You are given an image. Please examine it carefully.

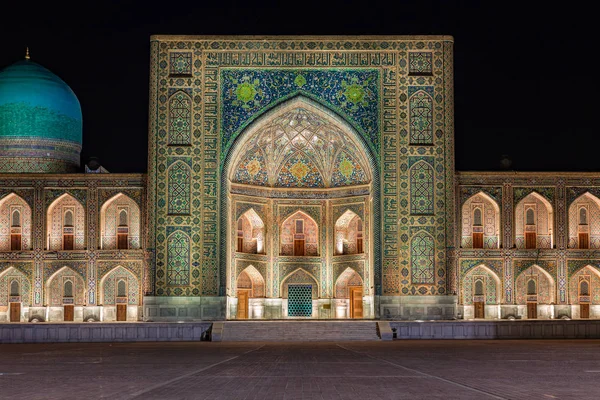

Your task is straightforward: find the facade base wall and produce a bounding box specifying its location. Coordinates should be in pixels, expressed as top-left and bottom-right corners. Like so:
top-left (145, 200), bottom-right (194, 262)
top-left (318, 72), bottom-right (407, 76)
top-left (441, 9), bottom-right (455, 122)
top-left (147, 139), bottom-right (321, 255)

top-left (380, 295), bottom-right (457, 320)
top-left (143, 296), bottom-right (226, 321)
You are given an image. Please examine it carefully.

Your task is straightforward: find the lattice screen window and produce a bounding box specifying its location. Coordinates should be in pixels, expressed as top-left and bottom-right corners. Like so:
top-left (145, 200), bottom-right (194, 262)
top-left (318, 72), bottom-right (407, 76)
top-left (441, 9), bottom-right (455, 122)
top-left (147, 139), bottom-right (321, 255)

top-left (167, 231), bottom-right (190, 285)
top-left (10, 280), bottom-right (19, 296)
top-left (64, 280), bottom-right (73, 297)
top-left (168, 162), bottom-right (191, 215)
top-left (527, 278), bottom-right (537, 295)
top-left (168, 91), bottom-right (192, 145)
top-left (409, 91), bottom-right (433, 145)
top-left (580, 207), bottom-right (588, 225)
top-left (410, 232), bottom-right (435, 284)
top-left (410, 161), bottom-right (434, 215)
top-left (11, 209), bottom-right (20, 227)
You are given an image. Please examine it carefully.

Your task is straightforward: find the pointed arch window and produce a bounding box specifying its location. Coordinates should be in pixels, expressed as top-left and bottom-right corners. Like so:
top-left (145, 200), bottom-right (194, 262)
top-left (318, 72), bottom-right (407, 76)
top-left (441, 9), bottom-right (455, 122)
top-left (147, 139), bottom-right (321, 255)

top-left (64, 280), bottom-right (73, 298)
top-left (409, 91), bottom-right (433, 145)
top-left (168, 162), bottom-right (191, 215)
top-left (10, 208), bottom-right (22, 251)
top-left (580, 208), bottom-right (588, 225)
top-left (474, 279), bottom-right (484, 296)
top-left (527, 279), bottom-right (537, 295)
top-left (117, 280), bottom-right (127, 298)
top-left (410, 161), bottom-right (434, 215)
top-left (168, 91), bottom-right (192, 146)
top-left (473, 208), bottom-right (482, 226)
top-left (580, 280), bottom-right (590, 296)
top-left (410, 232), bottom-right (435, 284)
top-left (526, 208), bottom-right (535, 226)
top-left (62, 209), bottom-right (74, 250)
top-left (167, 231), bottom-right (190, 285)
top-left (64, 210), bottom-right (73, 226)
top-left (11, 209), bottom-right (20, 227)
top-left (10, 280), bottom-right (20, 296)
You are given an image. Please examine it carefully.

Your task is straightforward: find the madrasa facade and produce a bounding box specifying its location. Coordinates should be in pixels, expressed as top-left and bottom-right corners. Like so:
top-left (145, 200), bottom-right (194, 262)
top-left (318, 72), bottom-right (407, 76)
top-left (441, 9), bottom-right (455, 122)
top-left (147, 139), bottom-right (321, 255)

top-left (1, 36), bottom-right (599, 323)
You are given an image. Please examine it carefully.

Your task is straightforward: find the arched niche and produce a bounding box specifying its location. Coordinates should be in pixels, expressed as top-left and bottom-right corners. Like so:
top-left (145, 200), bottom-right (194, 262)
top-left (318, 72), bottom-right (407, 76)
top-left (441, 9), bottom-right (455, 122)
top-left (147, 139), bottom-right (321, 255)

top-left (334, 210), bottom-right (364, 255)
top-left (0, 193), bottom-right (32, 251)
top-left (280, 268), bottom-right (319, 299)
top-left (236, 208), bottom-right (265, 254)
top-left (100, 193), bottom-right (141, 250)
top-left (515, 192), bottom-right (553, 249)
top-left (461, 192), bottom-right (500, 249)
top-left (236, 265), bottom-right (265, 298)
top-left (334, 267), bottom-right (363, 298)
top-left (45, 266), bottom-right (85, 306)
top-left (0, 267), bottom-right (31, 306)
top-left (568, 192), bottom-right (600, 249)
top-left (515, 265), bottom-right (555, 304)
top-left (47, 193), bottom-right (85, 251)
top-left (569, 265), bottom-right (600, 304)
top-left (98, 266), bottom-right (140, 305)
top-left (280, 210), bottom-right (319, 256)
top-left (461, 264), bottom-right (501, 305)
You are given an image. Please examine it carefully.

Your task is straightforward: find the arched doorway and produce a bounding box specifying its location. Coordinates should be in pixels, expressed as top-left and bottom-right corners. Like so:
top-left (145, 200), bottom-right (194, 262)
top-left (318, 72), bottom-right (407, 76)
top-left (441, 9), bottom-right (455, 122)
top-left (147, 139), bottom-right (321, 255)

top-left (461, 264), bottom-right (501, 319)
top-left (335, 267), bottom-right (364, 318)
top-left (224, 96), bottom-right (376, 319)
top-left (515, 265), bottom-right (555, 319)
top-left (235, 265), bottom-right (265, 319)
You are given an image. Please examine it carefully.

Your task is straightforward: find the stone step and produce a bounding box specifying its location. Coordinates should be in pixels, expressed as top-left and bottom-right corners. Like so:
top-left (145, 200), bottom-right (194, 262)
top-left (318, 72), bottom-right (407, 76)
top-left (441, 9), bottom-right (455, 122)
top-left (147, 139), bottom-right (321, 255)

top-left (220, 321), bottom-right (380, 341)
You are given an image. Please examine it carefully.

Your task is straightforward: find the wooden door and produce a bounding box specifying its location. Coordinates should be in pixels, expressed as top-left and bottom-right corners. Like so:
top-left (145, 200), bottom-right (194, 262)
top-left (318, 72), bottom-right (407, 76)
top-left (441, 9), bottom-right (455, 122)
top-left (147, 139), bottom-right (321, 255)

top-left (11, 234), bottom-right (21, 251)
top-left (472, 233), bottom-right (484, 249)
top-left (581, 303), bottom-right (590, 319)
top-left (350, 287), bottom-right (363, 318)
top-left (64, 305), bottom-right (74, 321)
top-left (63, 234), bottom-right (74, 250)
top-left (294, 239), bottom-right (305, 256)
top-left (237, 290), bottom-right (249, 319)
top-left (117, 304), bottom-right (127, 321)
top-left (525, 232), bottom-right (537, 249)
top-left (357, 238), bottom-right (363, 254)
top-left (579, 233), bottom-right (590, 249)
top-left (9, 303), bottom-right (20, 322)
top-left (117, 234), bottom-right (128, 249)
top-left (474, 301), bottom-right (485, 318)
top-left (527, 303), bottom-right (537, 319)
top-left (237, 237), bottom-right (243, 252)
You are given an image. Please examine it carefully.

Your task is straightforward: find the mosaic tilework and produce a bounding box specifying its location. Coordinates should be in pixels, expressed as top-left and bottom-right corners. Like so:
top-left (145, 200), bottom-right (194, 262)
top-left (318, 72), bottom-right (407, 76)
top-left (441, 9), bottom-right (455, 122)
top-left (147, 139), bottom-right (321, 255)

top-left (460, 193), bottom-right (501, 249)
top-left (280, 211), bottom-right (319, 256)
top-left (233, 148), bottom-right (268, 186)
top-left (282, 269), bottom-right (318, 299)
top-left (461, 265), bottom-right (501, 305)
top-left (276, 152), bottom-right (324, 188)
top-left (167, 230), bottom-right (190, 286)
top-left (411, 232), bottom-right (435, 284)
top-left (568, 265), bottom-right (600, 304)
top-left (335, 268), bottom-right (363, 298)
top-left (331, 152), bottom-right (368, 187)
top-left (409, 90), bottom-right (433, 145)
top-left (568, 192), bottom-right (600, 248)
top-left (168, 91), bottom-right (192, 145)
top-left (409, 52), bottom-right (433, 75)
top-left (221, 69), bottom-right (380, 160)
top-left (410, 160), bottom-right (434, 215)
top-left (514, 192), bottom-right (553, 249)
top-left (169, 52), bottom-right (192, 76)
top-left (167, 161), bottom-right (191, 215)
top-left (514, 266), bottom-right (554, 305)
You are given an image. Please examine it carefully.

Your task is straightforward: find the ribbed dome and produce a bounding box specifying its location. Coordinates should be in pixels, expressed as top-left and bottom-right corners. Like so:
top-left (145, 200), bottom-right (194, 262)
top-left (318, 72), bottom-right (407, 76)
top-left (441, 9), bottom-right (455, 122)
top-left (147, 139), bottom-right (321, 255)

top-left (0, 57), bottom-right (82, 173)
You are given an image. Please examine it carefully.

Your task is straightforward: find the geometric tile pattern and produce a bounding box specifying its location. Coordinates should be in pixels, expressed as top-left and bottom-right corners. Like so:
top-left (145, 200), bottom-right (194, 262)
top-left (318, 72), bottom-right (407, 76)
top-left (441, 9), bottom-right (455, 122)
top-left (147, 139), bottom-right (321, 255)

top-left (168, 91), bottom-right (192, 145)
top-left (409, 51), bottom-right (433, 76)
top-left (410, 232), bottom-right (435, 284)
top-left (409, 90), bottom-right (433, 145)
top-left (410, 160), bottom-right (434, 215)
top-left (167, 161), bottom-right (191, 215)
top-left (287, 284), bottom-right (313, 317)
top-left (167, 230), bottom-right (190, 286)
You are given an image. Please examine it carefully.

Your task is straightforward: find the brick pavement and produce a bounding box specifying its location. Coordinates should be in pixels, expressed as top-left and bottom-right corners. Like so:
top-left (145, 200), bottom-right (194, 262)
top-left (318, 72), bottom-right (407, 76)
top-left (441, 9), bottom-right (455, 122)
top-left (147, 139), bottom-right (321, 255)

top-left (0, 340), bottom-right (598, 399)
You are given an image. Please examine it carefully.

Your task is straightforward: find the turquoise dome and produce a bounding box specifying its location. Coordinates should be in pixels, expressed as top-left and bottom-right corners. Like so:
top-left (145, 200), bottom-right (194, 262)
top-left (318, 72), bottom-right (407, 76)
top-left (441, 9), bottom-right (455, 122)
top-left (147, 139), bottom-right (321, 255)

top-left (0, 58), bottom-right (82, 173)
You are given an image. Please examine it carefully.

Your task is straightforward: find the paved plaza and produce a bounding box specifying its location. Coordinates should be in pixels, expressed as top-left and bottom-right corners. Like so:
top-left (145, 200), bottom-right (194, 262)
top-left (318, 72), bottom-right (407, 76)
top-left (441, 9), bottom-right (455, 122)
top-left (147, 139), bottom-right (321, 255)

top-left (0, 340), bottom-right (598, 399)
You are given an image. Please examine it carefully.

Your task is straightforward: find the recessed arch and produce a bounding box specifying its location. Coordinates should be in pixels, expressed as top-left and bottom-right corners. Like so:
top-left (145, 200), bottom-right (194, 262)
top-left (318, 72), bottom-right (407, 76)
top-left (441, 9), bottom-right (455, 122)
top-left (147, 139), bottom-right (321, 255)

top-left (46, 193), bottom-right (85, 251)
top-left (280, 267), bottom-right (319, 299)
top-left (98, 265), bottom-right (140, 305)
top-left (515, 191), bottom-right (553, 249)
top-left (0, 193), bottom-right (32, 251)
top-left (461, 191), bottom-right (501, 249)
top-left (334, 267), bottom-right (364, 299)
top-left (334, 209), bottom-right (364, 255)
top-left (280, 210), bottom-right (319, 256)
top-left (100, 192), bottom-right (141, 250)
top-left (45, 266), bottom-right (85, 306)
top-left (0, 267), bottom-right (31, 306)
top-left (461, 264), bottom-right (502, 305)
top-left (236, 208), bottom-right (265, 254)
top-left (569, 192), bottom-right (600, 249)
top-left (236, 265), bottom-right (265, 298)
top-left (515, 265), bottom-right (555, 304)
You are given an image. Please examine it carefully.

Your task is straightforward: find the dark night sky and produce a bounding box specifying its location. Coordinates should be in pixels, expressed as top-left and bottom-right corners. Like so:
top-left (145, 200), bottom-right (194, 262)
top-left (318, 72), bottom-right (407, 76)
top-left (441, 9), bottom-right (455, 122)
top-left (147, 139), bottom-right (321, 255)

top-left (1, 1), bottom-right (594, 173)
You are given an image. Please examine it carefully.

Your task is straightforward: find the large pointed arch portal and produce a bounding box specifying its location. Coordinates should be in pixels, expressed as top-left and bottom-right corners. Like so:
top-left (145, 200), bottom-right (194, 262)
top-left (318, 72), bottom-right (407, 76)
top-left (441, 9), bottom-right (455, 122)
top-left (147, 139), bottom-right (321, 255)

top-left (221, 96), bottom-right (380, 318)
